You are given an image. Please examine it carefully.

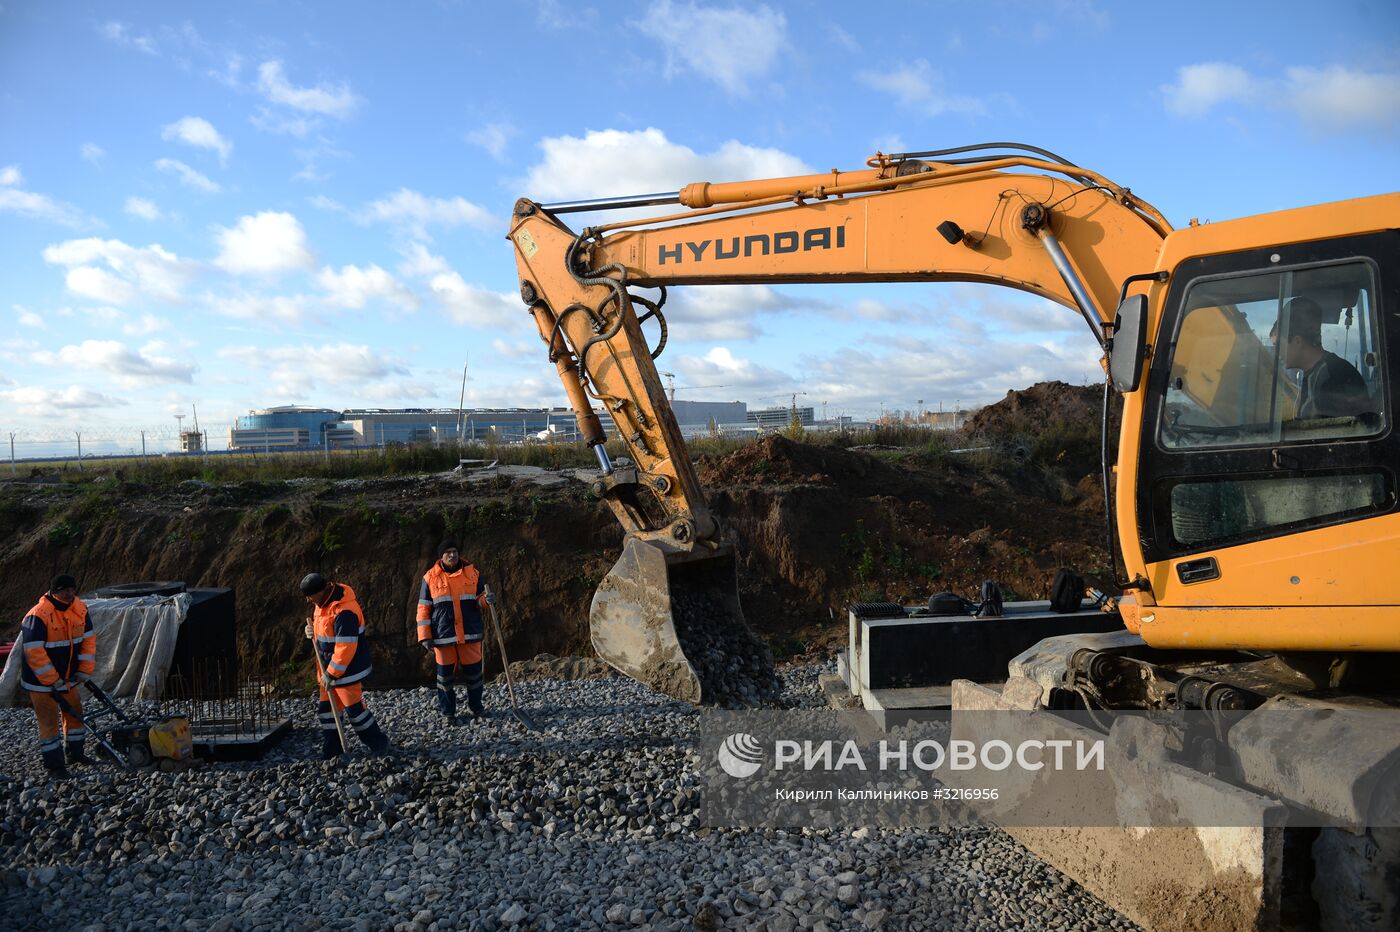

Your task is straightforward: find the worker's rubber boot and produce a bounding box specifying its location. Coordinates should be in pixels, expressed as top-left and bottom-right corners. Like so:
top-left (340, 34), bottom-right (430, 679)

top-left (42, 745), bottom-right (70, 780)
top-left (65, 741), bottom-right (95, 767)
top-left (345, 702), bottom-right (391, 755)
top-left (317, 699), bottom-right (344, 759)
top-left (467, 686), bottom-right (486, 721)
top-left (464, 660), bottom-right (486, 720)
top-left (321, 732), bottom-right (345, 760)
top-left (435, 664), bottom-right (456, 722)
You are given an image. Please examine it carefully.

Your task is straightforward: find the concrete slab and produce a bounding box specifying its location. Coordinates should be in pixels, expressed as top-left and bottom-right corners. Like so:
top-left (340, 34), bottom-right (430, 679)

top-left (952, 679), bottom-right (1285, 932)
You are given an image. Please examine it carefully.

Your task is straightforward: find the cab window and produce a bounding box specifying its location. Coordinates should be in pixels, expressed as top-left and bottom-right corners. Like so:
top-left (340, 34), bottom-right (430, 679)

top-left (1158, 260), bottom-right (1384, 450)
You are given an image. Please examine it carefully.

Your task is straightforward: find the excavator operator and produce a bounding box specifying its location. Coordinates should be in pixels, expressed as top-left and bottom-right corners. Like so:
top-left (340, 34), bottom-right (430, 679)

top-left (1271, 296), bottom-right (1369, 418)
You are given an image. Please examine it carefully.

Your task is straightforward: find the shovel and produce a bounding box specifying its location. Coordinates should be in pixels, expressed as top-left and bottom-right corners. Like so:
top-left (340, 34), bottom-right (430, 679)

top-left (309, 618), bottom-right (348, 752)
top-left (481, 585), bottom-right (538, 732)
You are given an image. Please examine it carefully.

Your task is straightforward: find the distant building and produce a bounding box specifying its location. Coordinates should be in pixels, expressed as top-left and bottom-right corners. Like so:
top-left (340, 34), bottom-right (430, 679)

top-left (748, 405), bottom-right (815, 431)
top-left (228, 405), bottom-right (619, 450)
top-left (670, 399), bottom-right (746, 428)
top-left (179, 430), bottom-right (204, 453)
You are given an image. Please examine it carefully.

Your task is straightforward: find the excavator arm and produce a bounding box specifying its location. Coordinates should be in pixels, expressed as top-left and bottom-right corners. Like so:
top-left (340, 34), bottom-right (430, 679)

top-left (508, 145), bottom-right (1170, 703)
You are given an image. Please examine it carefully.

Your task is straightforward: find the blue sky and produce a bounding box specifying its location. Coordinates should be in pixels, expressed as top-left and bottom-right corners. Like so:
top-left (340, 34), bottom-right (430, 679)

top-left (2, 0), bottom-right (1397, 451)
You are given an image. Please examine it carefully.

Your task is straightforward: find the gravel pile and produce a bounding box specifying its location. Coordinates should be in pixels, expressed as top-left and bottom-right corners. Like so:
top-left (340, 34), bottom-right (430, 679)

top-left (0, 664), bottom-right (1134, 931)
top-left (671, 592), bottom-right (782, 707)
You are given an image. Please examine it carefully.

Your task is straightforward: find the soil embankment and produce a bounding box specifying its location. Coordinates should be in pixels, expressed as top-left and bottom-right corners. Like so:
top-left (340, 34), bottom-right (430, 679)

top-left (0, 383), bottom-right (1113, 685)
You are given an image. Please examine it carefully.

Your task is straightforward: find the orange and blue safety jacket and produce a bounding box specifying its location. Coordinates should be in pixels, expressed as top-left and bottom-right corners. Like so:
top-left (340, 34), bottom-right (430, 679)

top-left (20, 594), bottom-right (95, 692)
top-left (416, 562), bottom-right (483, 647)
top-left (313, 583), bottom-right (373, 685)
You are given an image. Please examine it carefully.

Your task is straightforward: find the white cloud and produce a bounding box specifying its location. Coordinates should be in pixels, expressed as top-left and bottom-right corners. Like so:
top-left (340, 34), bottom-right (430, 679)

top-left (33, 340), bottom-right (194, 387)
top-left (123, 313), bottom-right (168, 336)
top-left (793, 335), bottom-right (1101, 413)
top-left (213, 211), bottom-right (314, 277)
top-left (827, 24), bottom-right (861, 53)
top-left (64, 267), bottom-right (137, 304)
top-left (467, 122), bottom-right (516, 160)
top-left (316, 263), bottom-right (420, 310)
top-left (208, 50), bottom-right (243, 88)
top-left (1161, 63), bottom-right (1258, 117)
top-left (124, 196), bottom-right (161, 220)
top-left (217, 343), bottom-right (409, 398)
top-left (397, 242), bottom-right (451, 279)
top-left (360, 189), bottom-right (495, 239)
top-left (308, 194), bottom-right (347, 214)
top-left (521, 128), bottom-right (812, 201)
top-left (0, 338), bottom-right (42, 365)
top-left (155, 158), bottom-right (221, 193)
top-left (0, 167), bottom-right (96, 228)
top-left (634, 1), bottom-right (788, 96)
top-left (665, 285), bottom-right (782, 341)
top-left (251, 107), bottom-right (316, 138)
top-left (427, 273), bottom-right (519, 328)
top-left (42, 237), bottom-right (195, 305)
top-left (490, 339), bottom-right (535, 358)
top-left (872, 135), bottom-right (907, 157)
top-left (80, 143), bottom-right (106, 165)
top-left (856, 59), bottom-right (986, 117)
top-left (536, 0), bottom-right (598, 29)
top-left (0, 385), bottom-right (127, 415)
top-left (1162, 61), bottom-right (1400, 130)
top-left (14, 305), bottom-right (45, 329)
top-left (661, 321), bottom-right (1102, 416)
top-left (161, 116), bottom-right (232, 163)
top-left (1284, 66), bottom-right (1400, 128)
top-left (669, 346), bottom-right (796, 397)
top-left (203, 291), bottom-right (313, 324)
top-left (97, 21), bottom-right (157, 55)
top-left (257, 60), bottom-right (358, 119)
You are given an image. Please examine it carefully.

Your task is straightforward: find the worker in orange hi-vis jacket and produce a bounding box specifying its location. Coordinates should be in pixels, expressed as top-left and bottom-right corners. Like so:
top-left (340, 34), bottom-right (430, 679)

top-left (300, 573), bottom-right (392, 758)
top-left (19, 574), bottom-right (96, 779)
top-left (416, 539), bottom-right (494, 724)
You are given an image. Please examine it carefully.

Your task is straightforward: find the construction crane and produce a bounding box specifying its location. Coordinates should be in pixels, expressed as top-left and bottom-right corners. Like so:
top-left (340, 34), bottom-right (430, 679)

top-left (762, 391), bottom-right (808, 409)
top-left (660, 371), bottom-right (729, 401)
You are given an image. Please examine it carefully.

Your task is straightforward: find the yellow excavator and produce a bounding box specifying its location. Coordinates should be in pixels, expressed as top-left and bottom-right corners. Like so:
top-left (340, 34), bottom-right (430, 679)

top-left (508, 143), bottom-right (1399, 930)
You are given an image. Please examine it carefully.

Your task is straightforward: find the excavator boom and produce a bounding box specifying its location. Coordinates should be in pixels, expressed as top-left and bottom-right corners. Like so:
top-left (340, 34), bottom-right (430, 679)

top-left (509, 147), bottom-right (1169, 703)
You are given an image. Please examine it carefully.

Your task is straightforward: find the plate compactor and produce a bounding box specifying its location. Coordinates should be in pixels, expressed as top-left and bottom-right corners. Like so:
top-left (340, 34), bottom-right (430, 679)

top-left (52, 680), bottom-right (196, 771)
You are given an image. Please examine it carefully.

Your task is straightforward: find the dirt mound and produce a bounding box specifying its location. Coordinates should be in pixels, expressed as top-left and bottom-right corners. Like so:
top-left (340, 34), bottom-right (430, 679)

top-left (966, 381), bottom-right (1120, 480)
top-left (697, 435), bottom-right (916, 490)
top-left (966, 381), bottom-right (1100, 435)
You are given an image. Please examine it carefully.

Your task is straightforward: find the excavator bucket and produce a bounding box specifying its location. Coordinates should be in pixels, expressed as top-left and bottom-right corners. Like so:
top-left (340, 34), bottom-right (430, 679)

top-left (590, 537), bottom-right (777, 706)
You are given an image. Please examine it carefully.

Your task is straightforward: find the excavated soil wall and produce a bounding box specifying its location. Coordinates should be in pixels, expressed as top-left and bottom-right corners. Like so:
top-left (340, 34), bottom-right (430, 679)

top-left (0, 384), bottom-right (1115, 687)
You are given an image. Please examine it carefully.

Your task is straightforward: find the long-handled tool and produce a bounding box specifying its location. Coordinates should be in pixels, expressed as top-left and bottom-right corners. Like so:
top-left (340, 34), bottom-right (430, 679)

top-left (482, 585), bottom-right (537, 731)
top-left (310, 618), bottom-right (348, 751)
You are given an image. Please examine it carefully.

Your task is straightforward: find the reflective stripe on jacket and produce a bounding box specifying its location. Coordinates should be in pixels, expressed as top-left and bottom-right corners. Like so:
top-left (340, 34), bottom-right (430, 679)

top-left (20, 595), bottom-right (94, 692)
top-left (415, 562), bottom-right (482, 646)
top-left (314, 583), bottom-right (372, 686)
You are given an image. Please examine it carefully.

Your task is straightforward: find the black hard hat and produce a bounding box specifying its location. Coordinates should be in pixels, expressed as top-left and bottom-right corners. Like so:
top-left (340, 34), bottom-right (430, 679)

top-left (49, 574), bottom-right (78, 592)
top-left (299, 573), bottom-right (329, 596)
